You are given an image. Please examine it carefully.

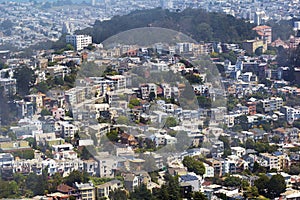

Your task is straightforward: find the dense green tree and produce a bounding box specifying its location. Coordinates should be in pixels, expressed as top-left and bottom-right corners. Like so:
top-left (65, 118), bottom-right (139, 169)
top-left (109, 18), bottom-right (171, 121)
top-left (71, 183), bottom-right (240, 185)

top-left (41, 108), bottom-right (51, 116)
top-left (267, 174), bottom-right (286, 198)
top-left (116, 115), bottom-right (130, 125)
top-left (25, 172), bottom-right (48, 196)
top-left (235, 115), bottom-right (249, 131)
top-left (36, 81), bottom-right (49, 94)
top-left (0, 86), bottom-right (13, 125)
top-left (0, 19), bottom-right (14, 30)
top-left (130, 184), bottom-right (153, 200)
top-left (64, 170), bottom-right (89, 186)
top-left (164, 116), bottom-right (177, 128)
top-left (164, 173), bottom-right (181, 200)
top-left (244, 186), bottom-right (259, 199)
top-left (195, 23), bottom-right (213, 41)
top-left (223, 176), bottom-right (241, 187)
top-left (289, 165), bottom-right (300, 175)
top-left (219, 135), bottom-right (231, 157)
top-left (252, 161), bottom-right (267, 174)
top-left (193, 191), bottom-right (208, 200)
top-left (48, 172), bottom-right (63, 193)
top-left (182, 156), bottom-right (205, 175)
top-left (259, 78), bottom-right (272, 88)
top-left (0, 180), bottom-right (19, 198)
top-left (14, 66), bottom-right (36, 97)
top-left (109, 189), bottom-right (127, 200)
top-left (80, 146), bottom-right (94, 160)
top-left (128, 98), bottom-right (141, 109)
top-left (267, 19), bottom-right (294, 41)
top-left (12, 149), bottom-right (34, 159)
top-left (197, 96), bottom-right (212, 109)
top-left (184, 73), bottom-right (203, 84)
top-left (153, 184), bottom-right (170, 200)
top-left (106, 130), bottom-right (119, 143)
top-left (254, 174), bottom-right (269, 196)
top-left (76, 8), bottom-right (256, 44)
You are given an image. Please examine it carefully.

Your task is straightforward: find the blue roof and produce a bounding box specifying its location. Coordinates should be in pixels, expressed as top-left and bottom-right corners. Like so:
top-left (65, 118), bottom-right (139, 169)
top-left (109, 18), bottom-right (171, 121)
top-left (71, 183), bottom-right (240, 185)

top-left (180, 174), bottom-right (198, 182)
top-left (273, 151), bottom-right (283, 156)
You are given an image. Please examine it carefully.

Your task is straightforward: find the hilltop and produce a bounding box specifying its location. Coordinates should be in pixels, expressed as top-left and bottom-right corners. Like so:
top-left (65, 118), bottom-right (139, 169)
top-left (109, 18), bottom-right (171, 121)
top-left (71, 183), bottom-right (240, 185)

top-left (76, 8), bottom-right (257, 44)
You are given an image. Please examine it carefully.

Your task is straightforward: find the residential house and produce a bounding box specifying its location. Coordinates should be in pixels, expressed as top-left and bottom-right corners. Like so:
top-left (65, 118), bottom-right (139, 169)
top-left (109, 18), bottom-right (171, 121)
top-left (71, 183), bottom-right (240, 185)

top-left (206, 158), bottom-right (223, 177)
top-left (231, 147), bottom-right (246, 158)
top-left (123, 173), bottom-right (139, 192)
top-left (52, 107), bottom-right (66, 120)
top-left (96, 180), bottom-right (123, 200)
top-left (123, 171), bottom-right (151, 192)
top-left (121, 132), bottom-right (138, 147)
top-left (203, 163), bottom-right (214, 178)
top-left (179, 172), bottom-right (202, 192)
top-left (0, 140), bottom-right (31, 152)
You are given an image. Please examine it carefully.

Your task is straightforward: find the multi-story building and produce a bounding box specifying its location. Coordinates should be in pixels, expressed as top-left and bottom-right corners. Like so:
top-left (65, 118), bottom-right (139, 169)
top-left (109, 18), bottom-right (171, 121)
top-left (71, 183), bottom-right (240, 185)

top-left (281, 106), bottom-right (300, 123)
top-left (289, 31), bottom-right (300, 49)
top-left (161, 83), bottom-right (172, 99)
top-left (105, 75), bottom-right (126, 90)
top-left (260, 153), bottom-right (280, 170)
top-left (94, 153), bottom-right (118, 178)
top-left (66, 35), bottom-right (92, 51)
top-left (74, 181), bottom-right (95, 200)
top-left (83, 159), bottom-right (98, 176)
top-left (47, 65), bottom-right (70, 78)
top-left (65, 87), bottom-right (87, 107)
top-left (273, 152), bottom-right (290, 171)
top-left (261, 97), bottom-right (283, 113)
top-left (176, 42), bottom-right (193, 53)
top-left (242, 39), bottom-right (267, 54)
top-left (231, 147), bottom-right (246, 158)
top-left (0, 153), bottom-right (14, 179)
top-left (252, 25), bottom-right (272, 44)
top-left (58, 121), bottom-right (78, 139)
top-left (25, 93), bottom-right (45, 113)
top-left (88, 123), bottom-right (111, 145)
top-left (140, 83), bottom-right (157, 100)
top-left (0, 78), bottom-right (16, 97)
top-left (14, 100), bottom-right (34, 119)
top-left (0, 140), bottom-right (31, 152)
top-left (179, 172), bottom-right (202, 192)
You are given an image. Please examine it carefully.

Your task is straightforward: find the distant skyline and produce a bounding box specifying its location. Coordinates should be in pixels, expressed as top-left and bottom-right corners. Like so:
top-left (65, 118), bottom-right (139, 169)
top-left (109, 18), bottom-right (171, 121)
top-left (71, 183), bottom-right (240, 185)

top-left (0, 0), bottom-right (94, 3)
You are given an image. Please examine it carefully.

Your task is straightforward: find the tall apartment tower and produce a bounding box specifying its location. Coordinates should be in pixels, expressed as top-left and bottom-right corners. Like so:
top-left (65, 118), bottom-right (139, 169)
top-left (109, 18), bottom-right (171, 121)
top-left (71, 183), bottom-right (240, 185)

top-left (66, 35), bottom-right (92, 51)
top-left (91, 0), bottom-right (96, 6)
top-left (62, 22), bottom-right (71, 34)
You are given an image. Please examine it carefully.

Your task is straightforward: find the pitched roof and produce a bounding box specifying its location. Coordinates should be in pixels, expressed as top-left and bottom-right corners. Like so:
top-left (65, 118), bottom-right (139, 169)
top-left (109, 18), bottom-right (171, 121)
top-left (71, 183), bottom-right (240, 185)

top-left (57, 184), bottom-right (75, 193)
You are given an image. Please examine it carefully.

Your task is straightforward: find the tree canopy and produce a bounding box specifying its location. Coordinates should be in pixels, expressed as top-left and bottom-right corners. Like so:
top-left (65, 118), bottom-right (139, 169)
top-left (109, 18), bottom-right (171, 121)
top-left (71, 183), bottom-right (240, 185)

top-left (182, 156), bottom-right (205, 175)
top-left (76, 8), bottom-right (256, 44)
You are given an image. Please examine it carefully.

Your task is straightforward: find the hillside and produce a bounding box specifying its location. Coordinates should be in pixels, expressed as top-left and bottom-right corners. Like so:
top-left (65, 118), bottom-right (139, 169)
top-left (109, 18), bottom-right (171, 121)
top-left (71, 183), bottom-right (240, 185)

top-left (77, 8), bottom-right (257, 44)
